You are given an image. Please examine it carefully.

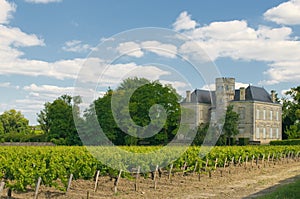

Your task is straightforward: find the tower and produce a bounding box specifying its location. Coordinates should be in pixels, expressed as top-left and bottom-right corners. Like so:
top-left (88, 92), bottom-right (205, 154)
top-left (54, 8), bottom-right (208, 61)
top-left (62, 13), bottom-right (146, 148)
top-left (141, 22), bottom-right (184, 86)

top-left (215, 77), bottom-right (235, 106)
top-left (214, 77), bottom-right (235, 122)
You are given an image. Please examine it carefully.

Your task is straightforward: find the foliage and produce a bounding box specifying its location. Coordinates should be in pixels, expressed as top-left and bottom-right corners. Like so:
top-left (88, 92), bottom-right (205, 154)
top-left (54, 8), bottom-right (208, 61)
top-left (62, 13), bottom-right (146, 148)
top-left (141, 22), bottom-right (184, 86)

top-left (270, 139), bottom-right (300, 146)
top-left (86, 77), bottom-right (181, 146)
top-left (37, 95), bottom-right (82, 145)
top-left (220, 105), bottom-right (240, 145)
top-left (0, 132), bottom-right (47, 142)
top-left (0, 145), bottom-right (299, 192)
top-left (192, 123), bottom-right (209, 145)
top-left (282, 86), bottom-right (300, 139)
top-left (0, 109), bottom-right (30, 134)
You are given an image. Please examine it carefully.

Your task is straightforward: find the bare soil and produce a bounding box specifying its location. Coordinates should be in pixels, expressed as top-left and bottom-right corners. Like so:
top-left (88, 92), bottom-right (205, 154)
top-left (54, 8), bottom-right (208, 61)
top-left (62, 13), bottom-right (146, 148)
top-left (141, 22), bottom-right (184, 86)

top-left (2, 160), bottom-right (300, 199)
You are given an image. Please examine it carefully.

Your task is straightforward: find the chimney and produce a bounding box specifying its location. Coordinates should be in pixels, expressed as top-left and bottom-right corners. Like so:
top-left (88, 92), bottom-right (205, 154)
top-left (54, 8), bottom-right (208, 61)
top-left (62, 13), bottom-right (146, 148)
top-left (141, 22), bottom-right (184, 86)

top-left (186, 90), bottom-right (191, 103)
top-left (240, 87), bottom-right (245, 101)
top-left (271, 90), bottom-right (276, 103)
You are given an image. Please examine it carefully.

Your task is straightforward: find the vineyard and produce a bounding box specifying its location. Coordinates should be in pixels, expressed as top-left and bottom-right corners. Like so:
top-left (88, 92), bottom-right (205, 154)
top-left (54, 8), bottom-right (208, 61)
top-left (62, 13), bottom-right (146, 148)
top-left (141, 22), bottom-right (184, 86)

top-left (0, 145), bottom-right (300, 198)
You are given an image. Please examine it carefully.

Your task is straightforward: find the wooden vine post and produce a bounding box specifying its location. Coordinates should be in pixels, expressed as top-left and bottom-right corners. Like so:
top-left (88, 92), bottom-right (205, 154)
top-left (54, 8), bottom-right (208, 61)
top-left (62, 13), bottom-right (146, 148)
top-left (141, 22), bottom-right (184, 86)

top-left (134, 166), bottom-right (140, 191)
top-left (168, 164), bottom-right (173, 181)
top-left (193, 161), bottom-right (198, 175)
top-left (94, 170), bottom-right (100, 192)
top-left (66, 174), bottom-right (73, 194)
top-left (0, 181), bottom-right (5, 197)
top-left (34, 177), bottom-right (42, 199)
top-left (154, 165), bottom-right (159, 190)
top-left (114, 170), bottom-right (122, 194)
top-left (205, 159), bottom-right (209, 172)
top-left (245, 155), bottom-right (248, 169)
top-left (182, 162), bottom-right (187, 176)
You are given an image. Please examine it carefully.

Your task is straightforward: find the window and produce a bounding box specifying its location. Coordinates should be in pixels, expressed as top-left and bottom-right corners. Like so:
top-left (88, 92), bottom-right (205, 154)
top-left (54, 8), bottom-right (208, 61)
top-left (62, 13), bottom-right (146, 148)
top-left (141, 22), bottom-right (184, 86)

top-left (276, 111), bottom-right (279, 121)
top-left (239, 128), bottom-right (244, 134)
top-left (263, 109), bottom-right (266, 120)
top-left (239, 107), bottom-right (245, 120)
top-left (276, 128), bottom-right (279, 139)
top-left (256, 109), bottom-right (260, 119)
top-left (256, 127), bottom-right (260, 139)
top-left (270, 128), bottom-right (273, 139)
top-left (270, 110), bottom-right (273, 121)
top-left (263, 128), bottom-right (266, 139)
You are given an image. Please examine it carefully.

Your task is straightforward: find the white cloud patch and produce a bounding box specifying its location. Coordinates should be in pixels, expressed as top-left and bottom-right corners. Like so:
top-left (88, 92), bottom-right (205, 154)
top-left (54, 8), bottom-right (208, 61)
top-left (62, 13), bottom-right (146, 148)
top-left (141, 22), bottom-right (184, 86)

top-left (264, 0), bottom-right (300, 25)
top-left (62, 40), bottom-right (92, 53)
top-left (116, 41), bottom-right (177, 58)
top-left (25, 0), bottom-right (62, 4)
top-left (0, 82), bottom-right (11, 88)
top-left (116, 41), bottom-right (144, 58)
top-left (0, 0), bottom-right (16, 24)
top-left (141, 41), bottom-right (177, 58)
top-left (201, 82), bottom-right (249, 91)
top-left (173, 11), bottom-right (300, 85)
top-left (173, 11), bottom-right (197, 31)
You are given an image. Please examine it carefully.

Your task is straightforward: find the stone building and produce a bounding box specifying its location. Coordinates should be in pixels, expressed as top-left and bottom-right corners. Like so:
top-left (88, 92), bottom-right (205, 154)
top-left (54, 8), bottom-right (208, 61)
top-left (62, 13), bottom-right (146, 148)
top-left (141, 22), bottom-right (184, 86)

top-left (182, 77), bottom-right (282, 144)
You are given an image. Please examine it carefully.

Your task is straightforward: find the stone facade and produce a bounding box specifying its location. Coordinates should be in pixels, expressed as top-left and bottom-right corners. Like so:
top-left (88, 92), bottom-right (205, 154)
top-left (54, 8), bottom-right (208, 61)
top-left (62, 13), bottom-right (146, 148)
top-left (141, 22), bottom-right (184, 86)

top-left (182, 77), bottom-right (282, 144)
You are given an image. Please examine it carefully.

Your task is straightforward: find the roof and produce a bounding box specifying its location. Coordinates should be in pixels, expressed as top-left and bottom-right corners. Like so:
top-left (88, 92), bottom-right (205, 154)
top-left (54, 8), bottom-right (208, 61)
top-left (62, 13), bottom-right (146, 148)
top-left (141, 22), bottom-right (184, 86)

top-left (233, 85), bottom-right (274, 103)
top-left (189, 89), bottom-right (216, 104)
top-left (186, 85), bottom-right (275, 104)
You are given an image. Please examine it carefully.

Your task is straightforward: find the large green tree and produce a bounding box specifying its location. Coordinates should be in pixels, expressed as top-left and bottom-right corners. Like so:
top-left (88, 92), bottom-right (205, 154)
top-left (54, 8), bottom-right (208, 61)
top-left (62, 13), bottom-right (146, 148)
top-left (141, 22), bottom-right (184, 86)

top-left (282, 86), bottom-right (300, 139)
top-left (220, 105), bottom-right (240, 146)
top-left (0, 109), bottom-right (30, 134)
top-left (87, 77), bottom-right (181, 145)
top-left (38, 95), bottom-right (82, 145)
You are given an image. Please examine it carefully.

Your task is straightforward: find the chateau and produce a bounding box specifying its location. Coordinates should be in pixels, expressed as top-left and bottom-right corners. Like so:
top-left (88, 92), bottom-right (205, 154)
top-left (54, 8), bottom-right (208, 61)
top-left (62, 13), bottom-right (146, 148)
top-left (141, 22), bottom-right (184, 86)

top-left (182, 77), bottom-right (282, 144)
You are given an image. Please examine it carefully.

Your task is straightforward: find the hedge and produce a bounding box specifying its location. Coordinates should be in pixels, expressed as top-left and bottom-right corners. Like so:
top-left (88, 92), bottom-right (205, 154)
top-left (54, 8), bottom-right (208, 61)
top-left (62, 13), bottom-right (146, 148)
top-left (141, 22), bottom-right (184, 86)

top-left (270, 139), bottom-right (300, 145)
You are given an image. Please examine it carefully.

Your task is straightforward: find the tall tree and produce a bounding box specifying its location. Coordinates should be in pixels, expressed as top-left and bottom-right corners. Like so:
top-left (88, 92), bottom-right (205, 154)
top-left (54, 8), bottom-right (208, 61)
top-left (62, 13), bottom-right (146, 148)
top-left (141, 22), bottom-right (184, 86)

top-left (222, 105), bottom-right (239, 145)
top-left (88, 77), bottom-right (181, 145)
top-left (0, 109), bottom-right (30, 134)
top-left (37, 95), bottom-right (82, 145)
top-left (282, 86), bottom-right (300, 139)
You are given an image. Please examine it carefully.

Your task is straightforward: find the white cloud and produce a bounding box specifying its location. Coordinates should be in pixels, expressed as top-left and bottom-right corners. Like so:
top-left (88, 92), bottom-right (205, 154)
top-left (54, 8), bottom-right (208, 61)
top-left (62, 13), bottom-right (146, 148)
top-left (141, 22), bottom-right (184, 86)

top-left (173, 12), bottom-right (300, 85)
top-left (0, 82), bottom-right (11, 88)
top-left (141, 41), bottom-right (177, 58)
top-left (264, 0), bottom-right (300, 25)
top-left (116, 41), bottom-right (178, 58)
top-left (25, 0), bottom-right (62, 4)
top-left (0, 82), bottom-right (19, 89)
top-left (201, 82), bottom-right (249, 91)
top-left (0, 0), bottom-right (16, 24)
top-left (173, 11), bottom-right (197, 31)
top-left (116, 41), bottom-right (144, 58)
top-left (62, 40), bottom-right (92, 53)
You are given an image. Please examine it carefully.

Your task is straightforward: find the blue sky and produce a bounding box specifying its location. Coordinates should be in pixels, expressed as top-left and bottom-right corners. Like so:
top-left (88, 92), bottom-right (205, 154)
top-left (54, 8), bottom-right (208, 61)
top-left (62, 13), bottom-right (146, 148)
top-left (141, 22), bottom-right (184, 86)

top-left (1, 0), bottom-right (300, 124)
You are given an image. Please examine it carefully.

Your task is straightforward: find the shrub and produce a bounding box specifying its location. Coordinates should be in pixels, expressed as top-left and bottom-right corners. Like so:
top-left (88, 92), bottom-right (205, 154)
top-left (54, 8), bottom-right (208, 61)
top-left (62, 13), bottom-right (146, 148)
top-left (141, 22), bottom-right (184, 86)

top-left (270, 139), bottom-right (300, 145)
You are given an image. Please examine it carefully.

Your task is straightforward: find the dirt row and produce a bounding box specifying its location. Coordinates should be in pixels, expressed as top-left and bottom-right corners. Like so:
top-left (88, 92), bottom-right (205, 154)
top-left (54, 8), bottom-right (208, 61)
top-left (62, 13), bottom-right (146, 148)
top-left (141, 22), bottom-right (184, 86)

top-left (2, 160), bottom-right (300, 199)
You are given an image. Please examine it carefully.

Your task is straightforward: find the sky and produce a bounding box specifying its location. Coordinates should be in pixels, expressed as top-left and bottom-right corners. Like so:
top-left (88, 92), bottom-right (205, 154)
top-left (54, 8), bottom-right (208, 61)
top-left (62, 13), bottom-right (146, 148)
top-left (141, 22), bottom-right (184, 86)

top-left (1, 0), bottom-right (300, 125)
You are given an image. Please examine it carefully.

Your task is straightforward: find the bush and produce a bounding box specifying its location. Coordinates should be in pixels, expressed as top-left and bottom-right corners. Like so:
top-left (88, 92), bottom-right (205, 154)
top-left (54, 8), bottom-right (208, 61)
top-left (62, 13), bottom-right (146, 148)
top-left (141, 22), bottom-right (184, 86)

top-left (270, 139), bottom-right (300, 145)
top-left (239, 138), bottom-right (249, 146)
top-left (0, 133), bottom-right (47, 142)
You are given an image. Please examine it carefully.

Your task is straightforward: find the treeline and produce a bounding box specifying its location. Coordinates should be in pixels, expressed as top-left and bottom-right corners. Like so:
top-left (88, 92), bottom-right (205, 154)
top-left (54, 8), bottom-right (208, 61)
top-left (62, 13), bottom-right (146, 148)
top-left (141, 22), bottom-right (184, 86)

top-left (1, 78), bottom-right (299, 145)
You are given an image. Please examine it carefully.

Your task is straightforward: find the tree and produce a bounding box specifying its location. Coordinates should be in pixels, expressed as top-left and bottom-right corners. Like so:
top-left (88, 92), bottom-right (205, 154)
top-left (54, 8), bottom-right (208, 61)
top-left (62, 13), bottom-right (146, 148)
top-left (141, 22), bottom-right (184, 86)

top-left (88, 77), bottom-right (181, 145)
top-left (222, 105), bottom-right (239, 145)
top-left (0, 121), bottom-right (4, 134)
top-left (0, 109), bottom-right (30, 134)
top-left (282, 86), bottom-right (300, 139)
top-left (37, 95), bottom-right (82, 145)
top-left (192, 123), bottom-right (209, 145)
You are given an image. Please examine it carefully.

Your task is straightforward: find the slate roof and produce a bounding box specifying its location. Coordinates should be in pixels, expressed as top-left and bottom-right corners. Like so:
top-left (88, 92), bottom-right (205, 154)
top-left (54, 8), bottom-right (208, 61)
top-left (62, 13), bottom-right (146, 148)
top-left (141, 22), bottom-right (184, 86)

top-left (187, 85), bottom-right (274, 104)
top-left (233, 86), bottom-right (273, 103)
top-left (189, 89), bottom-right (216, 104)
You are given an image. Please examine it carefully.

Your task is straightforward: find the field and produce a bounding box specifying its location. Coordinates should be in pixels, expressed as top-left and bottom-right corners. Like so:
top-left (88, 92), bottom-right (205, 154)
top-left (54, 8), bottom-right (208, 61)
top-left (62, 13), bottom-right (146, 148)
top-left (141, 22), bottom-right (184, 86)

top-left (0, 145), bottom-right (300, 198)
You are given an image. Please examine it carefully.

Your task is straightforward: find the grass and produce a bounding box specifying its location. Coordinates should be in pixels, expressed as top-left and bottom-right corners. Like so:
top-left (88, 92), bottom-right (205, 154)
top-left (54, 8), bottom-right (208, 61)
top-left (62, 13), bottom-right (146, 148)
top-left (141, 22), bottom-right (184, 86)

top-left (257, 177), bottom-right (300, 199)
